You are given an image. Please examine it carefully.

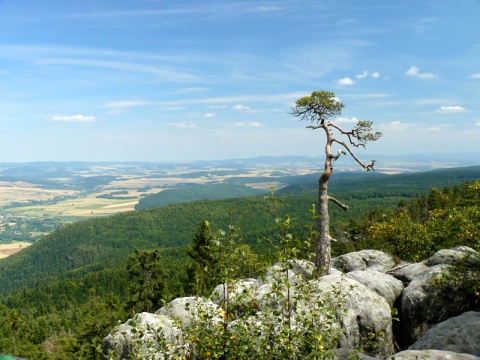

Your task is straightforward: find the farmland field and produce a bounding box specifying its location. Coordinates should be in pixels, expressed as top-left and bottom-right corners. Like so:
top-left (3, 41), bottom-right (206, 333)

top-left (0, 241), bottom-right (31, 259)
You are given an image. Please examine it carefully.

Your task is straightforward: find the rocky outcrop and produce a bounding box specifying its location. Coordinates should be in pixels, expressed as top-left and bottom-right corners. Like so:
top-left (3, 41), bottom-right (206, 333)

top-left (102, 247), bottom-right (480, 359)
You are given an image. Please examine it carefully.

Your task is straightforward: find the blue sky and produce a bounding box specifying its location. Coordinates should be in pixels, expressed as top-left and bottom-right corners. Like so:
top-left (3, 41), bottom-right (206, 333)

top-left (1, 0), bottom-right (479, 163)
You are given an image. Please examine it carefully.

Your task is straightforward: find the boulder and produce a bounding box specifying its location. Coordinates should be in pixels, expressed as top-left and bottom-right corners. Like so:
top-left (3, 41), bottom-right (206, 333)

top-left (101, 312), bottom-right (182, 360)
top-left (389, 262), bottom-right (428, 286)
top-left (400, 263), bottom-right (474, 347)
top-left (264, 259), bottom-right (316, 285)
top-left (211, 278), bottom-right (262, 304)
top-left (409, 311), bottom-right (480, 356)
top-left (156, 296), bottom-right (221, 327)
top-left (387, 349), bottom-right (478, 360)
top-left (423, 246), bottom-right (480, 267)
top-left (331, 250), bottom-right (396, 273)
top-left (345, 270), bottom-right (404, 308)
top-left (308, 274), bottom-right (394, 357)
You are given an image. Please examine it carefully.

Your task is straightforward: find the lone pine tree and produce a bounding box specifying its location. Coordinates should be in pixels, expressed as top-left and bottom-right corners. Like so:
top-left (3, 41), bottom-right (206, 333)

top-left (291, 90), bottom-right (382, 275)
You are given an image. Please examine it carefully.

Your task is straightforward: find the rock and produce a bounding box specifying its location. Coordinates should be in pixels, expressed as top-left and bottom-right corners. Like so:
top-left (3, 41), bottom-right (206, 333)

top-left (332, 348), bottom-right (380, 359)
top-left (387, 349), bottom-right (478, 359)
top-left (308, 273), bottom-right (394, 357)
top-left (345, 270), bottom-right (404, 308)
top-left (409, 311), bottom-right (480, 356)
top-left (211, 278), bottom-right (262, 303)
top-left (331, 250), bottom-right (396, 273)
top-left (423, 246), bottom-right (480, 267)
top-left (101, 312), bottom-right (182, 360)
top-left (400, 264), bottom-right (473, 347)
top-left (390, 262), bottom-right (428, 286)
top-left (264, 259), bottom-right (315, 285)
top-left (156, 296), bottom-right (221, 327)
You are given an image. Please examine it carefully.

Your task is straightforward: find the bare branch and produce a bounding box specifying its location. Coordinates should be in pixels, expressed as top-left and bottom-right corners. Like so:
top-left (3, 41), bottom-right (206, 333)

top-left (328, 196), bottom-right (349, 212)
top-left (328, 149), bottom-right (346, 161)
top-left (332, 138), bottom-right (377, 171)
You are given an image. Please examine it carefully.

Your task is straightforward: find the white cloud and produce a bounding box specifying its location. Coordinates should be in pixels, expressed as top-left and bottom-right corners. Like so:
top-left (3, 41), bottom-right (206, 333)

top-left (104, 100), bottom-right (152, 108)
top-left (51, 114), bottom-right (96, 122)
top-left (204, 113), bottom-right (216, 118)
top-left (230, 122), bottom-right (264, 127)
top-left (208, 105), bottom-right (228, 109)
top-left (387, 121), bottom-right (410, 131)
top-left (338, 77), bottom-right (355, 85)
top-left (233, 104), bottom-right (251, 110)
top-left (371, 72), bottom-right (380, 78)
top-left (177, 123), bottom-right (197, 128)
top-left (438, 105), bottom-right (466, 113)
top-left (405, 66), bottom-right (435, 79)
top-left (475, 120), bottom-right (480, 127)
top-left (470, 74), bottom-right (480, 79)
top-left (356, 71), bottom-right (368, 79)
top-left (336, 116), bottom-right (359, 124)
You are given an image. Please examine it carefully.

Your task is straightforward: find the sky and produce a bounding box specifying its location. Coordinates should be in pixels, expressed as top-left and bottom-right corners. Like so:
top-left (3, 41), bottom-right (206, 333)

top-left (1, 0), bottom-right (480, 163)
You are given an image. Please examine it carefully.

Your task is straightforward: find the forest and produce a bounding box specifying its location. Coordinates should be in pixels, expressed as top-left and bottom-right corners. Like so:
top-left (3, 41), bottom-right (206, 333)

top-left (0, 166), bottom-right (479, 359)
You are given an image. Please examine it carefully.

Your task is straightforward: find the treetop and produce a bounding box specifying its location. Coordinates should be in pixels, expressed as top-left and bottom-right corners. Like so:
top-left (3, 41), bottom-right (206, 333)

top-left (291, 90), bottom-right (345, 123)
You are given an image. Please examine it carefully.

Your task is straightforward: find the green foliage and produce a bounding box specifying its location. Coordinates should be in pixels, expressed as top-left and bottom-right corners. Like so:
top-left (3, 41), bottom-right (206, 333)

top-left (185, 220), bottom-right (217, 296)
top-left (341, 180), bottom-right (480, 261)
top-left (135, 183), bottom-right (266, 210)
top-left (291, 90), bottom-right (345, 123)
top-left (127, 249), bottom-right (166, 313)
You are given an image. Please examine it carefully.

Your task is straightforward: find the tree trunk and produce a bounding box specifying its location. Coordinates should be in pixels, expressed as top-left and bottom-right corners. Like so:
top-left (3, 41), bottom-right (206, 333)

top-left (316, 161), bottom-right (332, 275)
top-left (314, 121), bottom-right (335, 275)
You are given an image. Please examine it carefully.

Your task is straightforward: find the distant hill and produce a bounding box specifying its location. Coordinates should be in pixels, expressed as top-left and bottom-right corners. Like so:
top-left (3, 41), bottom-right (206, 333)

top-left (279, 165), bottom-right (480, 198)
top-left (135, 183), bottom-right (267, 210)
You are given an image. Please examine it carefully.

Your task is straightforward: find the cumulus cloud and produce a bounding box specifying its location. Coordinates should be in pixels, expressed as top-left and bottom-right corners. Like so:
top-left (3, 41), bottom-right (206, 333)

top-left (371, 72), bottom-right (380, 78)
top-left (233, 104), bottom-right (251, 110)
top-left (204, 113), bottom-right (216, 118)
top-left (405, 66), bottom-right (435, 79)
top-left (338, 77), bottom-right (355, 85)
top-left (470, 74), bottom-right (480, 79)
top-left (438, 105), bottom-right (466, 113)
top-left (51, 114), bottom-right (96, 122)
top-left (475, 120), bottom-right (480, 126)
top-left (356, 71), bottom-right (368, 79)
